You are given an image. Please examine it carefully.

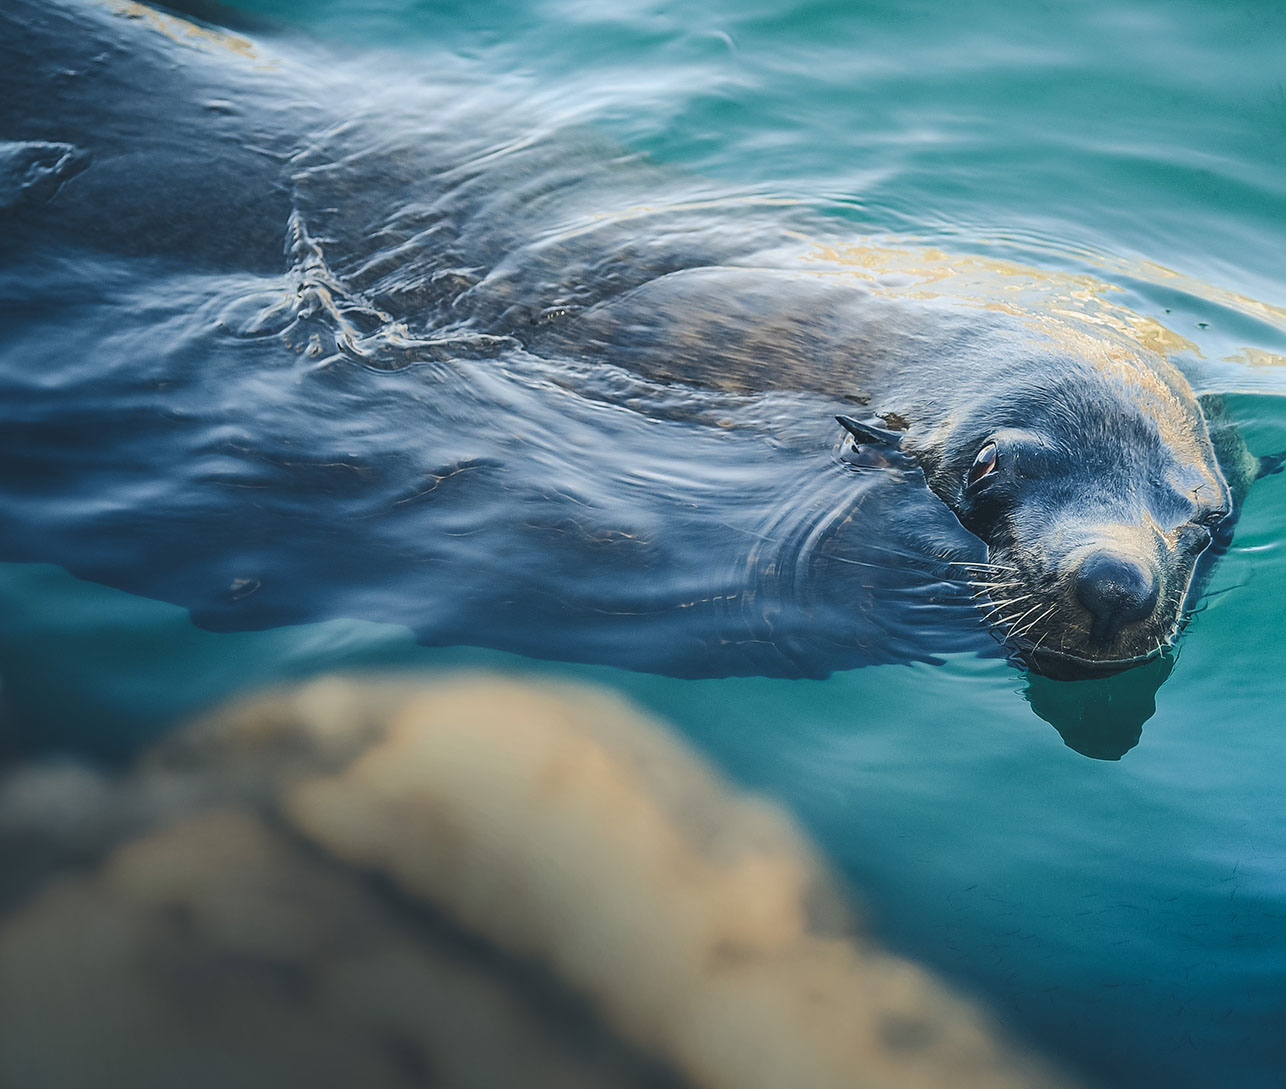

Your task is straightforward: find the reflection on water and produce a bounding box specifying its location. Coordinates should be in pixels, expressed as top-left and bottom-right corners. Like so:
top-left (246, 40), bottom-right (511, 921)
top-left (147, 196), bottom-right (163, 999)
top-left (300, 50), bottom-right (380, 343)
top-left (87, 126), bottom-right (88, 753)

top-left (1023, 654), bottom-right (1174, 760)
top-left (0, 673), bottom-right (1080, 1089)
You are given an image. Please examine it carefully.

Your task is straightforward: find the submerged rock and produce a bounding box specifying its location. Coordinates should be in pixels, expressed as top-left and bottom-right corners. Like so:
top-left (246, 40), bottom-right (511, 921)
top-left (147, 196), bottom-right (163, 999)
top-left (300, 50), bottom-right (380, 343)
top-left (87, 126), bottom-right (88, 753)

top-left (0, 673), bottom-right (1079, 1089)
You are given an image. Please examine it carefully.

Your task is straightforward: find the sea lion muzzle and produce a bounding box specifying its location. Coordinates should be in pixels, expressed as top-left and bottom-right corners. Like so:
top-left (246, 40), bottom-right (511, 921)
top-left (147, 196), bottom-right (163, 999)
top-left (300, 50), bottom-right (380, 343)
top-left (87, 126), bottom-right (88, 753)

top-left (1073, 550), bottom-right (1160, 646)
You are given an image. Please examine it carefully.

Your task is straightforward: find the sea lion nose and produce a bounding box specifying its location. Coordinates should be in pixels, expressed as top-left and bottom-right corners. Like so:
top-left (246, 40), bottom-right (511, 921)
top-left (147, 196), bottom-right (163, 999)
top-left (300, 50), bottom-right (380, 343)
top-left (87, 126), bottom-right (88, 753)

top-left (1074, 551), bottom-right (1159, 645)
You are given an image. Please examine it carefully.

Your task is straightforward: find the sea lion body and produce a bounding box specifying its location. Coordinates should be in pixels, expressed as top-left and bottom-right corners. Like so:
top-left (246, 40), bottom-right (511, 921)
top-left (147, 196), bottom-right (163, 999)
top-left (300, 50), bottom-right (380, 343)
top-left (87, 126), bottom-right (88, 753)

top-left (511, 258), bottom-right (1239, 676)
top-left (0, 0), bottom-right (1265, 680)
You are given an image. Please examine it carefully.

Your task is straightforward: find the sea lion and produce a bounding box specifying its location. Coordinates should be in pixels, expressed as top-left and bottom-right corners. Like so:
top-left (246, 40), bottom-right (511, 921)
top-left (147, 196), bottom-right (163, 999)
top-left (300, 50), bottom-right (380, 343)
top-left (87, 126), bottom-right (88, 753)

top-left (0, 0), bottom-right (1276, 682)
top-left (513, 264), bottom-right (1277, 679)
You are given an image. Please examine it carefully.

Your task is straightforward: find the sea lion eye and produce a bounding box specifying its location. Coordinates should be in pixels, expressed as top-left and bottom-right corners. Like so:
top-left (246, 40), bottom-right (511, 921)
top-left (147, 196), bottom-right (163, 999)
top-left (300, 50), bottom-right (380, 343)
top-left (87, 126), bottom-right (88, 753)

top-left (967, 442), bottom-right (998, 486)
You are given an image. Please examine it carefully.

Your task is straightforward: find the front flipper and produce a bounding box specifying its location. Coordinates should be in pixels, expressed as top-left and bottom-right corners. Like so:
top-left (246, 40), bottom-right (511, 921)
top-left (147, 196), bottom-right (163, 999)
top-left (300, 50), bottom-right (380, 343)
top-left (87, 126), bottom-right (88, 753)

top-left (835, 414), bottom-right (904, 447)
top-left (835, 414), bottom-right (916, 471)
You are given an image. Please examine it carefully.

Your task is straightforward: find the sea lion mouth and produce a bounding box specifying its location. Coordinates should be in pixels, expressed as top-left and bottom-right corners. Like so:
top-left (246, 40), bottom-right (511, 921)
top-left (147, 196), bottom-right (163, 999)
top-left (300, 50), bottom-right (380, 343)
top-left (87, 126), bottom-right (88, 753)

top-left (957, 543), bottom-right (1186, 681)
top-left (1017, 643), bottom-right (1166, 682)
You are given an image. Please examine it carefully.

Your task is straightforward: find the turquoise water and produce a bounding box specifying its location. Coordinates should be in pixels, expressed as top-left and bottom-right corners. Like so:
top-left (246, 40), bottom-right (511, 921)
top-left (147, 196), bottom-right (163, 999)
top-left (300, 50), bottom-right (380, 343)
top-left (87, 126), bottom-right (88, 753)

top-left (3, 1), bottom-right (1286, 1087)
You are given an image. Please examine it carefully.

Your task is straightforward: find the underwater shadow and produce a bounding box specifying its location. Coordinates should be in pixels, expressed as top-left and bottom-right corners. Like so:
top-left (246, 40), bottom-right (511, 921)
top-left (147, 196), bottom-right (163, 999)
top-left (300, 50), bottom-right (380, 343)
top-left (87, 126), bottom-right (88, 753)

top-left (1022, 654), bottom-right (1175, 760)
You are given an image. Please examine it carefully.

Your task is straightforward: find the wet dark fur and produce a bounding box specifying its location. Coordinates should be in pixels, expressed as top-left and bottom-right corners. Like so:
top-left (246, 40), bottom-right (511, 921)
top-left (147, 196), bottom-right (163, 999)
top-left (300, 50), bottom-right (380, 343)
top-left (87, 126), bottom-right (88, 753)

top-left (522, 263), bottom-right (1248, 675)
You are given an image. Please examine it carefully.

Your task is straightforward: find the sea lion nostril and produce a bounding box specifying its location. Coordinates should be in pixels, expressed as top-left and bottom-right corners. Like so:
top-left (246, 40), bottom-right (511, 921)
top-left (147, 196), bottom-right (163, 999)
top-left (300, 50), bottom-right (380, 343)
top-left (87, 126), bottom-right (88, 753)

top-left (1075, 551), bottom-right (1159, 644)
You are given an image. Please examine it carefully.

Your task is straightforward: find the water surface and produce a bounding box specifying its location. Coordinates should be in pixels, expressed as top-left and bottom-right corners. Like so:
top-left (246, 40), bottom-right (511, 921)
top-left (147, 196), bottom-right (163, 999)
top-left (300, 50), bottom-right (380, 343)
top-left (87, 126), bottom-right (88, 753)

top-left (2, 2), bottom-right (1285, 1087)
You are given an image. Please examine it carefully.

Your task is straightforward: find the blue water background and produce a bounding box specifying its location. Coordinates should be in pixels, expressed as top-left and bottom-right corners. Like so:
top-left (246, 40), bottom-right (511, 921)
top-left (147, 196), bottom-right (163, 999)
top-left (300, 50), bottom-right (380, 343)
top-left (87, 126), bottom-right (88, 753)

top-left (3, 1), bottom-right (1286, 1087)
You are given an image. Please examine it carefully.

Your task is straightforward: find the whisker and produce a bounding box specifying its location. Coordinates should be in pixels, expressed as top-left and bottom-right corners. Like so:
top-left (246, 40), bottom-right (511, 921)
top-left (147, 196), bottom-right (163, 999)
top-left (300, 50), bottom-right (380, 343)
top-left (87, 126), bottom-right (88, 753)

top-left (980, 595), bottom-right (1033, 611)
top-left (1013, 604), bottom-right (1058, 643)
top-left (944, 560), bottom-right (1018, 571)
top-left (1028, 619), bottom-right (1058, 656)
top-left (981, 599), bottom-right (1031, 625)
top-left (970, 587), bottom-right (1001, 599)
top-left (1003, 601), bottom-right (1046, 633)
top-left (1011, 611), bottom-right (1051, 641)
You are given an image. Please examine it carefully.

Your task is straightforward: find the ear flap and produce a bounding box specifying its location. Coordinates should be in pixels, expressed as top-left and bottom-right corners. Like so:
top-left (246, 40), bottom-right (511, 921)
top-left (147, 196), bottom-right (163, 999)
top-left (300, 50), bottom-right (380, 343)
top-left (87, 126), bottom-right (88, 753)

top-left (835, 415), bottom-right (903, 448)
top-left (1257, 451), bottom-right (1286, 479)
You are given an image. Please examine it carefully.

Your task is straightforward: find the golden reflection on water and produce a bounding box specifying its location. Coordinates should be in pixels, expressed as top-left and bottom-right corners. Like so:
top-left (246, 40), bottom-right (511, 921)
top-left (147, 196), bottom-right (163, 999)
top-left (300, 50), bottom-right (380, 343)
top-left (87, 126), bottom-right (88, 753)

top-left (1225, 347), bottom-right (1286, 369)
top-left (799, 239), bottom-right (1202, 357)
top-left (1101, 255), bottom-right (1286, 332)
top-left (788, 238), bottom-right (1286, 383)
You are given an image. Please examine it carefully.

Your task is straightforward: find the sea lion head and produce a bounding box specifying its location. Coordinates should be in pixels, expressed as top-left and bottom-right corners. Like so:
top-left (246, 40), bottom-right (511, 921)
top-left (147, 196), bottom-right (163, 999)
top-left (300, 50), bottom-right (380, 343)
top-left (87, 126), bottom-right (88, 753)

top-left (939, 353), bottom-right (1232, 679)
top-left (845, 346), bottom-right (1238, 680)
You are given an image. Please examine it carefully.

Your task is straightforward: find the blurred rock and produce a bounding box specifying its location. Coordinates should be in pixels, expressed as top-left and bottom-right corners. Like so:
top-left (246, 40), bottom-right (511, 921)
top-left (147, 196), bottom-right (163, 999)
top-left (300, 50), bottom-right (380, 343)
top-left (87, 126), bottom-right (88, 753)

top-left (0, 674), bottom-right (1080, 1089)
